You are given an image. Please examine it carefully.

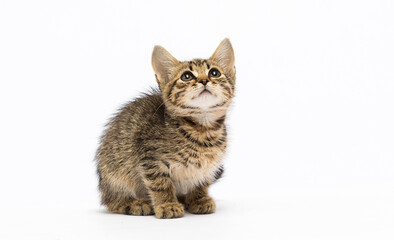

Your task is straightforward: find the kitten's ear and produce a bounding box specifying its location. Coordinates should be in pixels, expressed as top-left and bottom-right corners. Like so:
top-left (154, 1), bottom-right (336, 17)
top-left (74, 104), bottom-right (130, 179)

top-left (152, 45), bottom-right (179, 84)
top-left (210, 38), bottom-right (235, 73)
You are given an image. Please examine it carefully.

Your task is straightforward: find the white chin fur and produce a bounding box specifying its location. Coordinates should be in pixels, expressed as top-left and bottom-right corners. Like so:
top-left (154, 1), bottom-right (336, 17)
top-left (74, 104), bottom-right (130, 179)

top-left (186, 92), bottom-right (221, 109)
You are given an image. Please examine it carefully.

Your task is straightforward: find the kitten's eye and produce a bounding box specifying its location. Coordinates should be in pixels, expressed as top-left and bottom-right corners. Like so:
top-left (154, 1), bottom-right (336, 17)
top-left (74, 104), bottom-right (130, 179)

top-left (209, 68), bottom-right (221, 78)
top-left (181, 71), bottom-right (194, 81)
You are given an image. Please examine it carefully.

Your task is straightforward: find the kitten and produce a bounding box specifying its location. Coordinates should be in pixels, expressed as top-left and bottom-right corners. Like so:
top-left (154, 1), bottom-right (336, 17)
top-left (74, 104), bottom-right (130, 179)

top-left (96, 39), bottom-right (235, 219)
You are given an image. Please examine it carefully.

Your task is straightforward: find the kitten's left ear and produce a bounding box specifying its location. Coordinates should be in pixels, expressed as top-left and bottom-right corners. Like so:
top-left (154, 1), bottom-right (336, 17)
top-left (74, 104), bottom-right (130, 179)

top-left (152, 45), bottom-right (179, 85)
top-left (210, 38), bottom-right (235, 73)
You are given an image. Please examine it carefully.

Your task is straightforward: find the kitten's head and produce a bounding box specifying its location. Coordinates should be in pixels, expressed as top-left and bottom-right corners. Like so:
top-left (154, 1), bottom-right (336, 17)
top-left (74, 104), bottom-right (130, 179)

top-left (152, 39), bottom-right (235, 125)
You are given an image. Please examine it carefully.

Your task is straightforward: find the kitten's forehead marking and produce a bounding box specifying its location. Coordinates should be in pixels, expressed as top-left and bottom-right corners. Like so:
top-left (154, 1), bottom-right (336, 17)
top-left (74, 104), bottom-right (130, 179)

top-left (188, 59), bottom-right (212, 77)
top-left (192, 71), bottom-right (199, 77)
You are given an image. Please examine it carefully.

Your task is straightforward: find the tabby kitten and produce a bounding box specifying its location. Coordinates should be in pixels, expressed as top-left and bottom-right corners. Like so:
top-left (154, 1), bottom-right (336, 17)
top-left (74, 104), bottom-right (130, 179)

top-left (96, 39), bottom-right (235, 219)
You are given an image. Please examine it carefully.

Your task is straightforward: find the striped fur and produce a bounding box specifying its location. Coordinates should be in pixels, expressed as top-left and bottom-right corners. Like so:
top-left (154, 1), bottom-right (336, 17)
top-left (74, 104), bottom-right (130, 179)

top-left (96, 39), bottom-right (235, 219)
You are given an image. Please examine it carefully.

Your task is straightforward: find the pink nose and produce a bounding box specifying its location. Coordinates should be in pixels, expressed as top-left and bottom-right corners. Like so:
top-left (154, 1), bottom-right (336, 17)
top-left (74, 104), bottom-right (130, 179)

top-left (199, 79), bottom-right (208, 85)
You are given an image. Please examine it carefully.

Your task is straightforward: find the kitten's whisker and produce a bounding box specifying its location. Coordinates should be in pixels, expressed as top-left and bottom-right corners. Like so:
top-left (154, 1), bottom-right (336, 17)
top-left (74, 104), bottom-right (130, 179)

top-left (153, 102), bottom-right (165, 116)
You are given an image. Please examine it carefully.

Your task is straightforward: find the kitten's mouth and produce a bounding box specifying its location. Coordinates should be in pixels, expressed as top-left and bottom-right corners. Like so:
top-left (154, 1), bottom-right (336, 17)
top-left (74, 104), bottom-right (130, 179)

top-left (199, 89), bottom-right (212, 97)
top-left (187, 87), bottom-right (220, 108)
top-left (190, 87), bottom-right (217, 102)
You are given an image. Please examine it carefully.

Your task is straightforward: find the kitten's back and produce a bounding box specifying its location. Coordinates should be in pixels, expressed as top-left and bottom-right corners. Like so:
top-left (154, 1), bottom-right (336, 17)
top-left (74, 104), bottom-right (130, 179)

top-left (97, 90), bottom-right (165, 175)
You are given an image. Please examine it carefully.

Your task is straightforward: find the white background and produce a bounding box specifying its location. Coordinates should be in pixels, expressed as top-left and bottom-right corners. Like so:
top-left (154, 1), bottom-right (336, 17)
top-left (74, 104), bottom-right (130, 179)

top-left (1, 0), bottom-right (393, 239)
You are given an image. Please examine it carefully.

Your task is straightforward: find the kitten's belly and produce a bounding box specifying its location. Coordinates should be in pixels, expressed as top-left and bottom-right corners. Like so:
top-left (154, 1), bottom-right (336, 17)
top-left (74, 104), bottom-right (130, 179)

top-left (170, 156), bottom-right (223, 195)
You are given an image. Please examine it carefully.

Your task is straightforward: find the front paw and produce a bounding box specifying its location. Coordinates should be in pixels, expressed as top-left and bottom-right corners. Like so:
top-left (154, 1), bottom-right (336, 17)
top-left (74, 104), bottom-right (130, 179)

top-left (187, 197), bottom-right (216, 214)
top-left (154, 202), bottom-right (185, 219)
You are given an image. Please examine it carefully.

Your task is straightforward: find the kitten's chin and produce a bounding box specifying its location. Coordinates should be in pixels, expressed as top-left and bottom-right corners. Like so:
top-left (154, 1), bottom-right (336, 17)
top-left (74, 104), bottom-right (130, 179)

top-left (186, 91), bottom-right (221, 109)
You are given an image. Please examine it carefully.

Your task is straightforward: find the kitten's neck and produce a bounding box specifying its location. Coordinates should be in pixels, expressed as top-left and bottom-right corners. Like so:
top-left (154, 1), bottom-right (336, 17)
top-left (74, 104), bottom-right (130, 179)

top-left (165, 108), bottom-right (226, 129)
top-left (189, 112), bottom-right (225, 128)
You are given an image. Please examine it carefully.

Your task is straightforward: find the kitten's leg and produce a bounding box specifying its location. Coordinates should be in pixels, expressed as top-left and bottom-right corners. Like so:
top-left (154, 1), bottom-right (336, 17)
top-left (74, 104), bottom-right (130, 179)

top-left (100, 180), bottom-right (154, 216)
top-left (141, 160), bottom-right (184, 219)
top-left (106, 197), bottom-right (153, 216)
top-left (185, 185), bottom-right (216, 214)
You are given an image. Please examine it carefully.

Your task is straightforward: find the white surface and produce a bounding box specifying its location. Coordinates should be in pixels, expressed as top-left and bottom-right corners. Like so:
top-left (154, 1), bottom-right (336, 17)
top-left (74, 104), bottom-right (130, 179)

top-left (1, 190), bottom-right (393, 240)
top-left (1, 0), bottom-right (394, 239)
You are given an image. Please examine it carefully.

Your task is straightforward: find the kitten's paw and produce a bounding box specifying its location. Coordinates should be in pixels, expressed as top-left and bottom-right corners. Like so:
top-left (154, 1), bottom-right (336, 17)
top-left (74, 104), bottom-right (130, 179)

top-left (125, 198), bottom-right (153, 216)
top-left (154, 202), bottom-right (185, 219)
top-left (187, 197), bottom-right (216, 214)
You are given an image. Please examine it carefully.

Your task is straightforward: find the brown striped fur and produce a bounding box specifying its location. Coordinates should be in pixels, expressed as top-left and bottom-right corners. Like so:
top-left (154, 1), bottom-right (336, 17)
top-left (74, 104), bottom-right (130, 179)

top-left (96, 39), bottom-right (235, 218)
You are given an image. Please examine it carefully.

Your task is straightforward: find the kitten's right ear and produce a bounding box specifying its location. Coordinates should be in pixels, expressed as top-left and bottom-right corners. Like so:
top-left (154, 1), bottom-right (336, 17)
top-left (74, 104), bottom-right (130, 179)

top-left (210, 38), bottom-right (235, 74)
top-left (152, 45), bottom-right (179, 85)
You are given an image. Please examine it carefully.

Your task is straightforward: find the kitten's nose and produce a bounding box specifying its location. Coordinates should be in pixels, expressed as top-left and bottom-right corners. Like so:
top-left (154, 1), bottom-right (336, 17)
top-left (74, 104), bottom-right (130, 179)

top-left (199, 79), bottom-right (208, 85)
